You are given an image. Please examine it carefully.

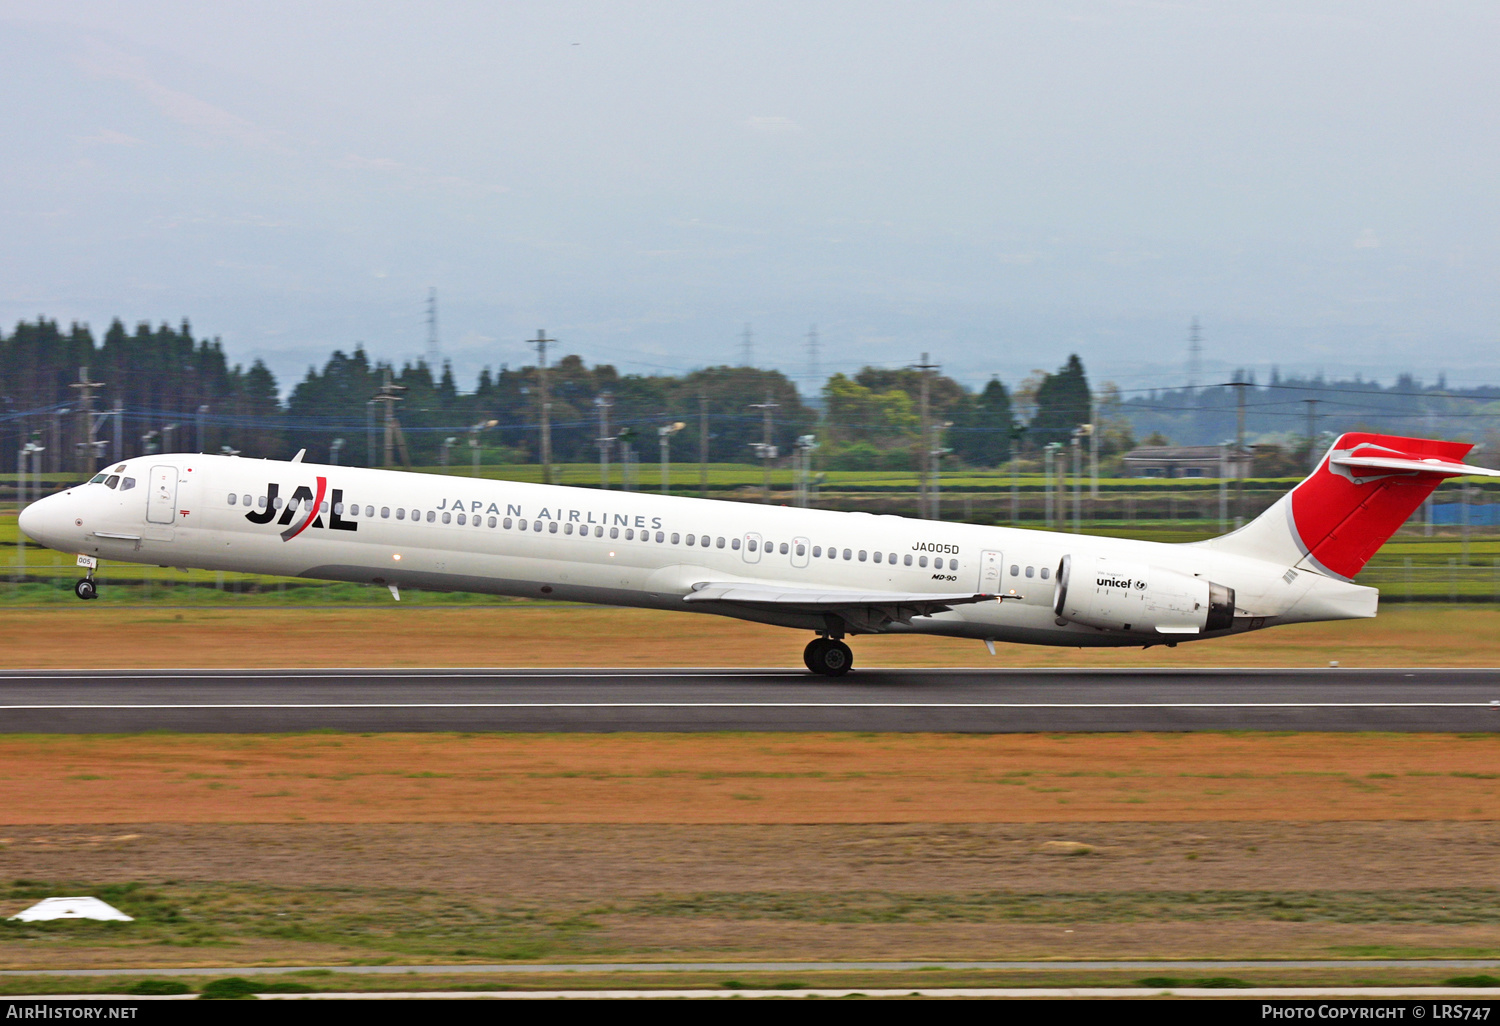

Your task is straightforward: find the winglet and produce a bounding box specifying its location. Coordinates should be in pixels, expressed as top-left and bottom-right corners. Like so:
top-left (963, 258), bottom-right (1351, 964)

top-left (290, 448), bottom-right (306, 463)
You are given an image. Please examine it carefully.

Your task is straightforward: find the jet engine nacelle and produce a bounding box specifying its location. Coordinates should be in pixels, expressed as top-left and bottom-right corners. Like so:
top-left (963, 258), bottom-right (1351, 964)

top-left (1052, 554), bottom-right (1235, 636)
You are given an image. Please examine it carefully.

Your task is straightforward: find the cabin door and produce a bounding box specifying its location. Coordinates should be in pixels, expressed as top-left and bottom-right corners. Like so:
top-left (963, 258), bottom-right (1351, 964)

top-left (146, 466), bottom-right (178, 525)
top-left (977, 549), bottom-right (1005, 594)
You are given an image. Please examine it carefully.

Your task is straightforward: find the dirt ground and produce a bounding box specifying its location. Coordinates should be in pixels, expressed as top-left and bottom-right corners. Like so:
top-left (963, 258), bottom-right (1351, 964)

top-left (4, 604), bottom-right (1500, 668)
top-left (0, 732), bottom-right (1494, 824)
top-left (3, 821), bottom-right (1500, 966)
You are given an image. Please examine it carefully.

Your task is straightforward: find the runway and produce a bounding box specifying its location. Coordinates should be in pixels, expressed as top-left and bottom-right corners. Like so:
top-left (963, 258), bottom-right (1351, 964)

top-left (0, 667), bottom-right (1497, 732)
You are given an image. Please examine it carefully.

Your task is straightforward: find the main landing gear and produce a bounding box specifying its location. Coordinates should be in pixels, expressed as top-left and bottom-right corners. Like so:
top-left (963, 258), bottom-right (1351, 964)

top-left (803, 637), bottom-right (853, 677)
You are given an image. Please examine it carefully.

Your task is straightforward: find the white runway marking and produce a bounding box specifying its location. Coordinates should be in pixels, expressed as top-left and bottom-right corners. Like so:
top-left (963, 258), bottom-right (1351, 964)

top-left (0, 701), bottom-right (1491, 710)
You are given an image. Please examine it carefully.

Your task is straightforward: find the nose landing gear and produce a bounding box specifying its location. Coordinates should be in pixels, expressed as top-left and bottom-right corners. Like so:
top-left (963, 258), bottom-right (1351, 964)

top-left (75, 554), bottom-right (99, 600)
top-left (803, 636), bottom-right (853, 676)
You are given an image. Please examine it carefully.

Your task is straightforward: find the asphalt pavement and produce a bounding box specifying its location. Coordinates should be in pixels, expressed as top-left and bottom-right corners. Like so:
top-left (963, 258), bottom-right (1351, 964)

top-left (0, 667), bottom-right (1497, 732)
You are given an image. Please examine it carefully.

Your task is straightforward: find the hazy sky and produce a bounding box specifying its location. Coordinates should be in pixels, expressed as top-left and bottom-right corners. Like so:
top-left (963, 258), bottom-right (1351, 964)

top-left (2, 1), bottom-right (1496, 395)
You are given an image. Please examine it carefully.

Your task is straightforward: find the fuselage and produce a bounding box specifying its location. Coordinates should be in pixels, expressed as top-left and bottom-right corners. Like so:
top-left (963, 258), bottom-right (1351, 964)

top-left (18, 452), bottom-right (1378, 648)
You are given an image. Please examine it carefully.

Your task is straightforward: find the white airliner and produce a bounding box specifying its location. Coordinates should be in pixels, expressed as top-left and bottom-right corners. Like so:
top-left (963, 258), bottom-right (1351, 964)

top-left (17, 431), bottom-right (1495, 675)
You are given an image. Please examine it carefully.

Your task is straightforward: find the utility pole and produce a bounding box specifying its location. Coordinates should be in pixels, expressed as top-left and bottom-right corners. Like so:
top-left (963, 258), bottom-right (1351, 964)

top-left (1228, 379), bottom-right (1251, 528)
top-left (373, 369), bottom-right (410, 467)
top-left (913, 352), bottom-right (940, 519)
top-left (697, 394), bottom-right (709, 498)
top-left (533, 329), bottom-right (555, 484)
top-left (112, 404), bottom-right (123, 463)
top-left (740, 323), bottom-right (754, 367)
top-left (1303, 398), bottom-right (1321, 471)
top-left (595, 393), bottom-right (613, 489)
top-left (806, 325), bottom-right (820, 393)
top-left (68, 366), bottom-right (105, 474)
top-left (1187, 316), bottom-right (1202, 393)
top-left (750, 397), bottom-right (778, 503)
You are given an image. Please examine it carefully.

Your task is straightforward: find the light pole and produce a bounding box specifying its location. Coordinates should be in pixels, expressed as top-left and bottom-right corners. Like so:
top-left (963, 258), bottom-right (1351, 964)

top-left (17, 440), bottom-right (44, 582)
top-left (749, 398), bottom-right (778, 503)
top-left (931, 445), bottom-right (953, 520)
top-left (595, 394), bottom-right (613, 489)
top-left (470, 420), bottom-right (497, 477)
top-left (440, 436), bottom-right (457, 467)
top-left (794, 434), bottom-right (819, 507)
top-left (1043, 442), bottom-right (1063, 527)
top-left (329, 438), bottom-right (345, 466)
top-left (658, 421), bottom-right (685, 494)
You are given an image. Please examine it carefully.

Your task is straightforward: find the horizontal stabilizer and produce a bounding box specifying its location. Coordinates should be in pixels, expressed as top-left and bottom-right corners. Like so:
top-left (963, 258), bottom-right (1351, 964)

top-left (1331, 454), bottom-right (1500, 479)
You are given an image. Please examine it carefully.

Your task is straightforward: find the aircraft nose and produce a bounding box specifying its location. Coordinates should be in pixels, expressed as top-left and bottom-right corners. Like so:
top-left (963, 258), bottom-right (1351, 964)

top-left (17, 493), bottom-right (66, 547)
top-left (17, 501), bottom-right (42, 540)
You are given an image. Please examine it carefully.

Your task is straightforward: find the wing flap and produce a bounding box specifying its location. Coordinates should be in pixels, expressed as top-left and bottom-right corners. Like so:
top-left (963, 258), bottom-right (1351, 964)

top-left (684, 581), bottom-right (1010, 632)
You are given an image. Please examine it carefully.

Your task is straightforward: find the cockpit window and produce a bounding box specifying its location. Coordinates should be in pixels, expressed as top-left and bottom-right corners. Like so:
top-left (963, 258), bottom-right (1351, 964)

top-left (119, 477), bottom-right (137, 491)
top-left (90, 474), bottom-right (107, 484)
top-left (105, 475), bottom-right (120, 489)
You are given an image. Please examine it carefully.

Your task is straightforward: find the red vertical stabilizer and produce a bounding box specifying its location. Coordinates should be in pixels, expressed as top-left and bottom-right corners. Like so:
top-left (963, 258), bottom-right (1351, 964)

top-left (1203, 432), bottom-right (1497, 580)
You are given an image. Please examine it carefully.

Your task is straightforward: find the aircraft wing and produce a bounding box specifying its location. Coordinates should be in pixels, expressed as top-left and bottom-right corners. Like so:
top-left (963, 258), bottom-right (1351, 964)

top-left (683, 581), bottom-right (1012, 633)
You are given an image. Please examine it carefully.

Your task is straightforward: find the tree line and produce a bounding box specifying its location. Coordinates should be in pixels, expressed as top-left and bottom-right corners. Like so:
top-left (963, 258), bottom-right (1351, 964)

top-left (1, 317), bottom-right (1122, 475)
top-left (21, 315), bottom-right (1491, 477)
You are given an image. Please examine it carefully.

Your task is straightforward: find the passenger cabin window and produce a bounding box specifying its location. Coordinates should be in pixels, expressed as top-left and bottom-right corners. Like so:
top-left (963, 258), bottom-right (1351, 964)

top-left (381, 507), bottom-right (390, 519)
top-left (1011, 564), bottom-right (1019, 576)
top-left (671, 533), bottom-right (679, 544)
top-left (505, 518), bottom-right (515, 529)
top-left (843, 549), bottom-right (852, 560)
top-left (655, 530), bottom-right (664, 542)
top-left (686, 534), bottom-right (695, 546)
top-left (227, 492), bottom-right (237, 504)
top-left (747, 539), bottom-right (758, 552)
top-left (489, 516), bottom-right (497, 527)
top-left (609, 527), bottom-right (619, 539)
top-left (1025, 566), bottom-right (1034, 577)
top-left (365, 506), bottom-right (374, 518)
top-left (779, 542), bottom-right (788, 555)
top-left (796, 543), bottom-right (806, 556)
top-left (919, 556), bottom-right (928, 567)
top-left (873, 552), bottom-right (882, 563)
top-left (812, 545), bottom-right (822, 557)
top-left (732, 538), bottom-right (741, 550)
top-left (396, 508), bottom-right (406, 520)
top-left (717, 537), bottom-right (726, 548)
top-left (1041, 566), bottom-right (1050, 580)
top-left (426, 511), bottom-right (436, 523)
top-left (548, 522), bottom-right (558, 534)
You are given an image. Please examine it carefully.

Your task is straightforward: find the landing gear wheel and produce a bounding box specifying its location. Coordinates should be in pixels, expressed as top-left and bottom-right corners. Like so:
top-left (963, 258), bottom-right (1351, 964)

top-left (74, 578), bottom-right (97, 601)
top-left (804, 637), bottom-right (853, 676)
top-left (803, 638), bottom-right (828, 673)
